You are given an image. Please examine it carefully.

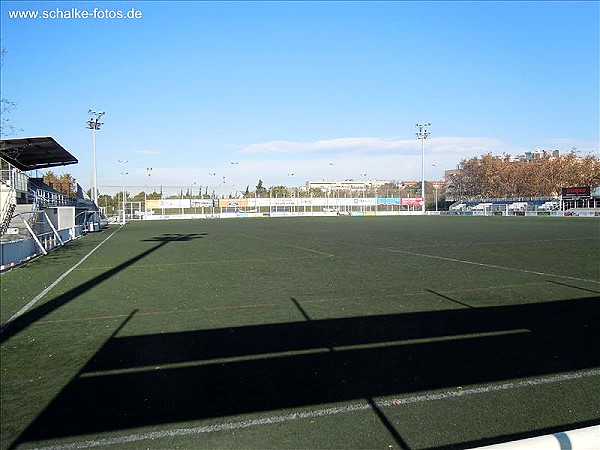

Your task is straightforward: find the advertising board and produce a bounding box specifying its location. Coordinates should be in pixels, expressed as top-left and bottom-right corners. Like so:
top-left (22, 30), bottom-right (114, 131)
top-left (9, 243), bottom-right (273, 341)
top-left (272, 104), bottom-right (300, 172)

top-left (219, 198), bottom-right (249, 208)
top-left (249, 197), bottom-right (377, 207)
top-left (401, 197), bottom-right (424, 206)
top-left (377, 198), bottom-right (400, 206)
top-left (561, 186), bottom-right (591, 198)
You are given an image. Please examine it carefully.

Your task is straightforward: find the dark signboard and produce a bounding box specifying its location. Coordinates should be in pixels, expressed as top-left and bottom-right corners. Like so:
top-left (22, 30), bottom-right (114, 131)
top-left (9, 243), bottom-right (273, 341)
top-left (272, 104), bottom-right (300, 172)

top-left (561, 186), bottom-right (591, 197)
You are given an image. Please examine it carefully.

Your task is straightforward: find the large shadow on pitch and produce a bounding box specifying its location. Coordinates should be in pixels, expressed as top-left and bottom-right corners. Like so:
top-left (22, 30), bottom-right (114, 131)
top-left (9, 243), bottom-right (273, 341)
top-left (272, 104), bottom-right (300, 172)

top-left (0, 233), bottom-right (206, 343)
top-left (15, 295), bottom-right (600, 447)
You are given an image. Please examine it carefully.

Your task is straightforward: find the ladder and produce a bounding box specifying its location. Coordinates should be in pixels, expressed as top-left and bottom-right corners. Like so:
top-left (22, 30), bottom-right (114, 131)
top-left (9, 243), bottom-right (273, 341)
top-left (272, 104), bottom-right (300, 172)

top-left (0, 203), bottom-right (16, 234)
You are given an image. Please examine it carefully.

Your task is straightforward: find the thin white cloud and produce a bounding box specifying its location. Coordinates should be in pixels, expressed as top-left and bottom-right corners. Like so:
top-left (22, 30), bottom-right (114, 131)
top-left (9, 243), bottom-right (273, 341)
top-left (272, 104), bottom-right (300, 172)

top-left (135, 150), bottom-right (160, 155)
top-left (240, 136), bottom-right (506, 156)
top-left (241, 137), bottom-right (408, 154)
top-left (428, 137), bottom-right (506, 154)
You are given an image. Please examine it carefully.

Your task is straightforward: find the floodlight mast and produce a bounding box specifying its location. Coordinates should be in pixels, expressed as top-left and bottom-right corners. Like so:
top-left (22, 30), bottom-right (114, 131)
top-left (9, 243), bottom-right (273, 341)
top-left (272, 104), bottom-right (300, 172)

top-left (118, 159), bottom-right (128, 225)
top-left (415, 123), bottom-right (431, 215)
top-left (86, 110), bottom-right (105, 207)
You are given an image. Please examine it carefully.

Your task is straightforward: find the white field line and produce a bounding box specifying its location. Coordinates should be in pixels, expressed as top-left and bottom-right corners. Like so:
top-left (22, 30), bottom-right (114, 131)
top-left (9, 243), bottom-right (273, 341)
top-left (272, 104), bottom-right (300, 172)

top-left (469, 425), bottom-right (600, 450)
top-left (404, 236), bottom-right (600, 250)
top-left (1, 226), bottom-right (123, 333)
top-left (30, 368), bottom-right (600, 450)
top-left (382, 248), bottom-right (600, 285)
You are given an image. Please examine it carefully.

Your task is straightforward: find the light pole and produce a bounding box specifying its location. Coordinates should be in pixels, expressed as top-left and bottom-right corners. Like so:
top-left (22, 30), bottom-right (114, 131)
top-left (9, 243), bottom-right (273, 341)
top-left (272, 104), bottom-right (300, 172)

top-left (288, 173), bottom-right (295, 213)
top-left (207, 172), bottom-right (216, 215)
top-left (86, 110), bottom-right (105, 207)
top-left (121, 172), bottom-right (128, 224)
top-left (145, 167), bottom-right (153, 216)
top-left (191, 182), bottom-right (197, 214)
top-left (230, 162), bottom-right (239, 197)
top-left (360, 174), bottom-right (367, 212)
top-left (416, 123), bottom-right (431, 215)
top-left (118, 159), bottom-right (128, 225)
top-left (432, 163), bottom-right (438, 212)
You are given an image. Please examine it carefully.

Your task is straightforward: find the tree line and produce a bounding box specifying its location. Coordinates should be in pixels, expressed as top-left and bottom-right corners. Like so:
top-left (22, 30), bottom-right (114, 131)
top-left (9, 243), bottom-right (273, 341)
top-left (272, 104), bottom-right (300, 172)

top-left (449, 153), bottom-right (600, 199)
top-left (42, 152), bottom-right (600, 208)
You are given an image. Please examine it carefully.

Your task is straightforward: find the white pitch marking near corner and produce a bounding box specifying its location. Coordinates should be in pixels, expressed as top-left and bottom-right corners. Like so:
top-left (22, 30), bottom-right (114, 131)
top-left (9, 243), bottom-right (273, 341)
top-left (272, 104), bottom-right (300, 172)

top-left (0, 226), bottom-right (124, 334)
top-left (381, 247), bottom-right (600, 284)
top-left (381, 369), bottom-right (600, 407)
top-left (469, 425), bottom-right (600, 449)
top-left (29, 369), bottom-right (600, 450)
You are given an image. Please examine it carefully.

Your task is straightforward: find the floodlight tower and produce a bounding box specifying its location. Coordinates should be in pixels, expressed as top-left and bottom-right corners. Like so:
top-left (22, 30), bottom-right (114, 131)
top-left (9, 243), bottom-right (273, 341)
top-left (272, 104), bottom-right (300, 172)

top-left (86, 110), bottom-right (105, 207)
top-left (415, 123), bottom-right (431, 215)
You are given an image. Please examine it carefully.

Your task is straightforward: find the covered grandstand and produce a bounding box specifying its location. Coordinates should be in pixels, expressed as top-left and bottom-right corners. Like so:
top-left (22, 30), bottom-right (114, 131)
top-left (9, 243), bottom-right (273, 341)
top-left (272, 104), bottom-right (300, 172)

top-left (0, 137), bottom-right (104, 271)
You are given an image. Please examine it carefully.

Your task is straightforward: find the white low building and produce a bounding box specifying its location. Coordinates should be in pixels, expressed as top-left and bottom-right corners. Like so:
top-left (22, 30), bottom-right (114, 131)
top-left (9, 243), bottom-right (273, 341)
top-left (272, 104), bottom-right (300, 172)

top-left (306, 179), bottom-right (393, 193)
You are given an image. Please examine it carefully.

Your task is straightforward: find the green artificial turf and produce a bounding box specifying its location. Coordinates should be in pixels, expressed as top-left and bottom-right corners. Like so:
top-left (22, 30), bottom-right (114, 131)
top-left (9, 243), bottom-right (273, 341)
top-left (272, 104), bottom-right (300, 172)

top-left (1, 216), bottom-right (599, 449)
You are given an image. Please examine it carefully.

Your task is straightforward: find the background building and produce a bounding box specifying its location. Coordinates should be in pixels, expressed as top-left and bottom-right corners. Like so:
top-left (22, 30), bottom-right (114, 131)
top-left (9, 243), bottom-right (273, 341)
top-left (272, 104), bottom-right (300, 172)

top-left (306, 179), bottom-right (393, 193)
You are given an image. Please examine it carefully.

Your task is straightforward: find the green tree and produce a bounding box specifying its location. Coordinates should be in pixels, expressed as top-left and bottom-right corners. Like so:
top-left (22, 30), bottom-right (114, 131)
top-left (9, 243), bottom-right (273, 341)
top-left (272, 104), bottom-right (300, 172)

top-left (131, 191), bottom-right (146, 202)
top-left (147, 191), bottom-right (161, 200)
top-left (97, 193), bottom-right (119, 215)
top-left (299, 187), bottom-right (324, 197)
top-left (269, 185), bottom-right (290, 197)
top-left (377, 182), bottom-right (399, 197)
top-left (255, 179), bottom-right (268, 197)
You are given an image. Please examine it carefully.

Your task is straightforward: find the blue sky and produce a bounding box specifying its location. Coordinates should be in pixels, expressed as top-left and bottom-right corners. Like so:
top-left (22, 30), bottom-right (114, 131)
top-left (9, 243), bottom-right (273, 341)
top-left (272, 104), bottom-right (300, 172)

top-left (1, 1), bottom-right (598, 195)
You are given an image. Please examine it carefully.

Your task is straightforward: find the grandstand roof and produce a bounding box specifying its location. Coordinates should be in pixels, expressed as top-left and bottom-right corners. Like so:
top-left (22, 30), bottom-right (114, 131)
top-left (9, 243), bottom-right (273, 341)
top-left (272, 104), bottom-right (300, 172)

top-left (0, 136), bottom-right (78, 171)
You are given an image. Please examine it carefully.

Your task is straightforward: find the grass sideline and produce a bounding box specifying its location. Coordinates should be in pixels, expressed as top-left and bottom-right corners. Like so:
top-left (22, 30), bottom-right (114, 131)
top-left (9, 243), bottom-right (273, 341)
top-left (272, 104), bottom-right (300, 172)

top-left (1, 216), bottom-right (599, 450)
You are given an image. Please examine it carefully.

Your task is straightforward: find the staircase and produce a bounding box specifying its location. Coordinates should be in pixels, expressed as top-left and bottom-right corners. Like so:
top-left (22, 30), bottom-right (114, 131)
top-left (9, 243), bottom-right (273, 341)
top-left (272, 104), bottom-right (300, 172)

top-left (0, 202), bottom-right (16, 234)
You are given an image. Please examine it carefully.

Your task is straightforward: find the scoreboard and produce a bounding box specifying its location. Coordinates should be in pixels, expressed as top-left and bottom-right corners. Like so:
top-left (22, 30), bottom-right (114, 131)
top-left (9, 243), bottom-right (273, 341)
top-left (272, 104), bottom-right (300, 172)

top-left (561, 186), bottom-right (591, 198)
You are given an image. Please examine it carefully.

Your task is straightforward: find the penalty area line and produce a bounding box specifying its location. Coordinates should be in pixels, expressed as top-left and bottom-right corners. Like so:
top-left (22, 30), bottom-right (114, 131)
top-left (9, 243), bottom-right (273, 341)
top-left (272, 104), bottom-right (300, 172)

top-left (29, 369), bottom-right (600, 450)
top-left (382, 248), bottom-right (600, 285)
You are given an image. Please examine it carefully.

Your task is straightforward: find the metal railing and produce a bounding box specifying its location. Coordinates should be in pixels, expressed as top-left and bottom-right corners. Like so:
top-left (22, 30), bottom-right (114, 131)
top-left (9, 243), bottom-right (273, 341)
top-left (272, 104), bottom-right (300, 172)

top-left (31, 188), bottom-right (78, 207)
top-left (0, 168), bottom-right (29, 192)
